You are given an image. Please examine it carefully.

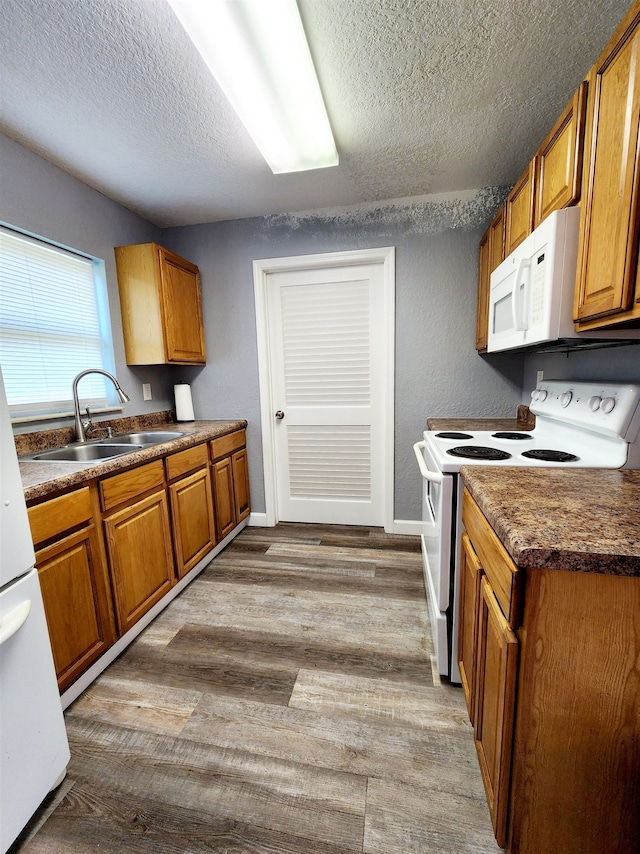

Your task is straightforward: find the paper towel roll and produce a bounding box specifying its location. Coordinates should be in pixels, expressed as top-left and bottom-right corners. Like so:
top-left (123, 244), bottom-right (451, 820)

top-left (174, 383), bottom-right (195, 421)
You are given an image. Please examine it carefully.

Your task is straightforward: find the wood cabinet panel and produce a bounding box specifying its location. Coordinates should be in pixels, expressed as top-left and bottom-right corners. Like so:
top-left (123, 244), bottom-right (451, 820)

top-left (165, 443), bottom-right (208, 481)
top-left (505, 159), bottom-right (537, 255)
top-left (574, 4), bottom-right (640, 324)
top-left (474, 576), bottom-right (518, 849)
top-left (475, 229), bottom-right (490, 352)
top-left (534, 82), bottom-right (587, 226)
top-left (232, 448), bottom-right (251, 522)
top-left (458, 532), bottom-right (483, 722)
top-left (99, 460), bottom-right (165, 512)
top-left (115, 242), bottom-right (206, 365)
top-left (28, 486), bottom-right (92, 545)
top-left (36, 524), bottom-right (116, 692)
top-left (103, 489), bottom-right (175, 634)
top-left (212, 456), bottom-right (236, 540)
top-left (168, 466), bottom-right (216, 578)
top-left (211, 429), bottom-right (246, 460)
top-left (488, 206), bottom-right (506, 272)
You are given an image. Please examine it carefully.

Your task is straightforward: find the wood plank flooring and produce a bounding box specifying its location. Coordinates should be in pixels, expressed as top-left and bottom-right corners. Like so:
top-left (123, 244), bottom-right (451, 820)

top-left (12, 523), bottom-right (500, 853)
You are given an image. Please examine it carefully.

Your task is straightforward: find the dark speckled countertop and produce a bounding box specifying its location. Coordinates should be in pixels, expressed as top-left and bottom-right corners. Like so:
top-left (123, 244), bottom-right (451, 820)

top-left (19, 419), bottom-right (247, 502)
top-left (461, 467), bottom-right (640, 576)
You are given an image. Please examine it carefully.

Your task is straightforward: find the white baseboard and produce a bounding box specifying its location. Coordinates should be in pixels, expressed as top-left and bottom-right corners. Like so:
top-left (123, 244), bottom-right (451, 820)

top-left (248, 511), bottom-right (269, 526)
top-left (391, 519), bottom-right (422, 536)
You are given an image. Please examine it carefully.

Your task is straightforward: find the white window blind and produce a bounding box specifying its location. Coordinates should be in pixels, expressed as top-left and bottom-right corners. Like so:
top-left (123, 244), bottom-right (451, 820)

top-left (0, 226), bottom-right (116, 419)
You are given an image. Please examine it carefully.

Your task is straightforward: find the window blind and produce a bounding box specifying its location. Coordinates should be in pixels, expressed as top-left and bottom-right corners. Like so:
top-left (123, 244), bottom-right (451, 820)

top-left (0, 226), bottom-right (115, 418)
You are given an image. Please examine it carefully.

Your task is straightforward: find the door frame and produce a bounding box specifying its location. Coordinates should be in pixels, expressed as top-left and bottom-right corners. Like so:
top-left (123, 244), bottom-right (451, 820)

top-left (253, 246), bottom-right (395, 532)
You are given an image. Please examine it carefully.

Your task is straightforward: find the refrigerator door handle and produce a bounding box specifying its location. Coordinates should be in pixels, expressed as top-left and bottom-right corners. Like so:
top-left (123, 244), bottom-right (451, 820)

top-left (0, 599), bottom-right (31, 646)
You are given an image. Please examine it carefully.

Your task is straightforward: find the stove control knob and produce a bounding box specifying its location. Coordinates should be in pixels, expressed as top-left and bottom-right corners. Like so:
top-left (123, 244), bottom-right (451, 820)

top-left (589, 395), bottom-right (602, 412)
top-left (536, 389), bottom-right (547, 402)
top-left (601, 396), bottom-right (616, 414)
top-left (560, 391), bottom-right (573, 407)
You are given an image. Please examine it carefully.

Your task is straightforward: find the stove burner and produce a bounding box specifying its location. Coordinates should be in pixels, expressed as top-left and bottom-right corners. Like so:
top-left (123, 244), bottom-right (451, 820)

top-left (447, 445), bottom-right (512, 461)
top-left (491, 432), bottom-right (533, 440)
top-left (521, 449), bottom-right (579, 463)
top-left (436, 431), bottom-right (473, 440)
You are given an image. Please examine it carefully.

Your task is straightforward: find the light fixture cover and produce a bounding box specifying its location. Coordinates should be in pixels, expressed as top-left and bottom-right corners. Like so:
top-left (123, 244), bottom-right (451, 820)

top-left (167, 0), bottom-right (339, 174)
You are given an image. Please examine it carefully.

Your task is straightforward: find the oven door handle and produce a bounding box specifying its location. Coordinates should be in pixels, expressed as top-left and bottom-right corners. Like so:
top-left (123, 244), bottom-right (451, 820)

top-left (413, 441), bottom-right (444, 483)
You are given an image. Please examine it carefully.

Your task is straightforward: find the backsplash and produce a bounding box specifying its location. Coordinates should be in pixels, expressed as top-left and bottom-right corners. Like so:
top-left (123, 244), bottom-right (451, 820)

top-left (14, 410), bottom-right (175, 456)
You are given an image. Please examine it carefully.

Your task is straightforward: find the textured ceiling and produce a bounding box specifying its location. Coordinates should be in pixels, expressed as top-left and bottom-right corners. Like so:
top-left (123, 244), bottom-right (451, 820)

top-left (0, 0), bottom-right (632, 227)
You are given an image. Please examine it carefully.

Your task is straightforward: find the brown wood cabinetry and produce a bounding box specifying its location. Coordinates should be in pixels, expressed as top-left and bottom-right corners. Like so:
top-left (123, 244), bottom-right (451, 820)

top-left (115, 242), bottom-right (206, 365)
top-left (574, 1), bottom-right (640, 327)
top-left (28, 487), bottom-right (116, 692)
top-left (166, 443), bottom-right (216, 578)
top-left (534, 82), bottom-right (587, 227)
top-left (459, 487), bottom-right (640, 853)
top-left (505, 159), bottom-right (537, 255)
top-left (476, 207), bottom-right (506, 352)
top-left (210, 429), bottom-right (251, 541)
top-left (101, 461), bottom-right (175, 634)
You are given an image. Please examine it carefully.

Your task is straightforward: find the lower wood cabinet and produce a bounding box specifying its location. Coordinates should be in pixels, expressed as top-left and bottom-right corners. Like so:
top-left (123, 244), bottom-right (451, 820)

top-left (459, 487), bottom-right (640, 854)
top-left (166, 444), bottom-right (216, 578)
top-left (210, 430), bottom-right (251, 541)
top-left (28, 487), bottom-right (116, 692)
top-left (103, 484), bottom-right (175, 635)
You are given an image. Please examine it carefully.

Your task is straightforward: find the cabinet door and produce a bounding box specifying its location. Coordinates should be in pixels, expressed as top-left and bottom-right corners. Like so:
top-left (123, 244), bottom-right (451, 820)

top-left (232, 448), bottom-right (251, 523)
top-left (103, 489), bottom-right (175, 634)
top-left (505, 159), bottom-right (537, 255)
top-left (159, 249), bottom-right (206, 363)
top-left (475, 576), bottom-right (518, 849)
top-left (169, 466), bottom-right (216, 578)
top-left (212, 457), bottom-right (236, 540)
top-left (574, 7), bottom-right (640, 323)
top-left (476, 229), bottom-right (490, 352)
top-left (535, 82), bottom-right (587, 226)
top-left (488, 206), bottom-right (506, 272)
top-left (36, 525), bottom-right (116, 692)
top-left (458, 533), bottom-right (483, 723)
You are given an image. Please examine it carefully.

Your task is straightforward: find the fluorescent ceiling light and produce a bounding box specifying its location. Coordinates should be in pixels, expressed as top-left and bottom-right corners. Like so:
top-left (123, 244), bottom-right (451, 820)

top-left (167, 0), bottom-right (339, 174)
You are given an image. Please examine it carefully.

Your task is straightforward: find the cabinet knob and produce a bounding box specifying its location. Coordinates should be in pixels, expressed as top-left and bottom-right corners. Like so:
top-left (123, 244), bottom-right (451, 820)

top-left (275, 410), bottom-right (285, 420)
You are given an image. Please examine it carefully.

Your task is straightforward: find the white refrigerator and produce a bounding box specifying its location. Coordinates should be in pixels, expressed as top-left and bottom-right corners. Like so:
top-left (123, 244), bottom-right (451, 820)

top-left (0, 368), bottom-right (70, 852)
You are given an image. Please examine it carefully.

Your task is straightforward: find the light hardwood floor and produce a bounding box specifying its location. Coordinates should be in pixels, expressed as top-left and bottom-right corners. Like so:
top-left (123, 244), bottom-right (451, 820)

top-left (13, 523), bottom-right (500, 853)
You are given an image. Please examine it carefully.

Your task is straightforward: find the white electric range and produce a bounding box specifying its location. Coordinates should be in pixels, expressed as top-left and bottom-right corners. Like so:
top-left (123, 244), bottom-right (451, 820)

top-left (413, 380), bottom-right (640, 684)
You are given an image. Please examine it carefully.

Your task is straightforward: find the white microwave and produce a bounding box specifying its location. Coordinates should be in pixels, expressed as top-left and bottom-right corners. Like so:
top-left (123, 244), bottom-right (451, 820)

top-left (486, 207), bottom-right (639, 352)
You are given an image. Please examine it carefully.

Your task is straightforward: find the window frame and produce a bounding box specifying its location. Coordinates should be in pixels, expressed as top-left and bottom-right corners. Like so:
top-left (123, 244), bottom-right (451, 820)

top-left (0, 222), bottom-right (120, 424)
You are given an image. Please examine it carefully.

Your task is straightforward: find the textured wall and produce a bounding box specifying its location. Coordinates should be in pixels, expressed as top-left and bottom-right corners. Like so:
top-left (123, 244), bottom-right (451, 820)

top-left (522, 345), bottom-right (640, 394)
top-left (0, 134), bottom-right (176, 432)
top-left (162, 189), bottom-right (525, 522)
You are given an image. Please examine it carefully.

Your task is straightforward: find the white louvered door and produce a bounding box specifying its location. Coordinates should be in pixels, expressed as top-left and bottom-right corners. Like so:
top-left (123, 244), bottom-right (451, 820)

top-left (267, 261), bottom-right (387, 525)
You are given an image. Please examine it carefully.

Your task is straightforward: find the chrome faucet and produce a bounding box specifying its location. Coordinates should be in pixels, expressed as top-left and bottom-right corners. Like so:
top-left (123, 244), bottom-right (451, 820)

top-left (72, 369), bottom-right (130, 443)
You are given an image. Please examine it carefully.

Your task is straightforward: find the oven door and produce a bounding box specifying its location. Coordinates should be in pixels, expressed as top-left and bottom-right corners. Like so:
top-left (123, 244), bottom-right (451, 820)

top-left (413, 440), bottom-right (453, 611)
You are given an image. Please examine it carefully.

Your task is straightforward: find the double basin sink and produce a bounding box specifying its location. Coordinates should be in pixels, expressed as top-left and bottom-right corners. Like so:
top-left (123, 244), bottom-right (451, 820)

top-left (27, 431), bottom-right (185, 463)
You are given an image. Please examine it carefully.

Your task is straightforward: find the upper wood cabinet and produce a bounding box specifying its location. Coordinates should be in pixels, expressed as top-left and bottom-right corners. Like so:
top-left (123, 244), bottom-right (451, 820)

top-left (574, 1), bottom-right (640, 327)
top-left (476, 206), bottom-right (507, 352)
top-left (505, 158), bottom-right (537, 256)
top-left (115, 242), bottom-right (206, 365)
top-left (534, 82), bottom-right (587, 227)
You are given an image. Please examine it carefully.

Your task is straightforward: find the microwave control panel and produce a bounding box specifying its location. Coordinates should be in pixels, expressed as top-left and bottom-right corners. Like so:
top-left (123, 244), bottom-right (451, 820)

top-left (529, 250), bottom-right (547, 326)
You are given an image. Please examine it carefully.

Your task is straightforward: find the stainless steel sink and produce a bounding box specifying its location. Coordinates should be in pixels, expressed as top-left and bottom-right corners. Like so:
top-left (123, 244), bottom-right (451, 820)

top-left (101, 431), bottom-right (185, 445)
top-left (32, 444), bottom-right (142, 462)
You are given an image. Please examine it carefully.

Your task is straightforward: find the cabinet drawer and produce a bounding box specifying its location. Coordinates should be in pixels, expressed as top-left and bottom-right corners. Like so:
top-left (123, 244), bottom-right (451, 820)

top-left (99, 460), bottom-right (165, 512)
top-left (210, 429), bottom-right (246, 460)
top-left (165, 443), bottom-right (208, 481)
top-left (462, 489), bottom-right (522, 626)
top-left (28, 487), bottom-right (93, 546)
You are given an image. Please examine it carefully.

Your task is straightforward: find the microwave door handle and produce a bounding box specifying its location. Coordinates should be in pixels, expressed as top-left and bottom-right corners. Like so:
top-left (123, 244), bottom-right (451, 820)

top-left (511, 257), bottom-right (530, 331)
top-left (413, 441), bottom-right (444, 483)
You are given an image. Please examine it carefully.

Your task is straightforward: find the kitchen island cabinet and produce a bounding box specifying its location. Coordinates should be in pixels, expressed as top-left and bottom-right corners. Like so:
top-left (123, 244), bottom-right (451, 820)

top-left (115, 242), bottom-right (206, 365)
top-left (574, 0), bottom-right (640, 328)
top-left (459, 468), bottom-right (640, 854)
top-left (27, 486), bottom-right (116, 692)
